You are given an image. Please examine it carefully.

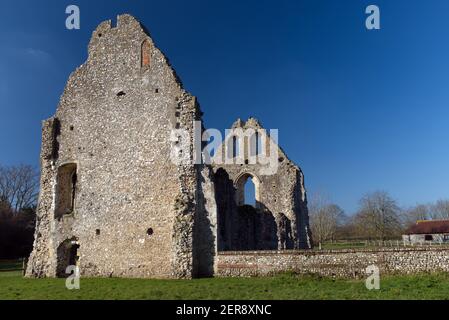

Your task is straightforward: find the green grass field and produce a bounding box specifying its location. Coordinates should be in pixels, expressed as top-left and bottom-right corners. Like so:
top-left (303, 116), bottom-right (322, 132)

top-left (1, 270), bottom-right (449, 300)
top-left (320, 242), bottom-right (369, 250)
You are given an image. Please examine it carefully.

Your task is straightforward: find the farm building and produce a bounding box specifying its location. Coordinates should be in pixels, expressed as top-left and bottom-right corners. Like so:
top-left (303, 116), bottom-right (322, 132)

top-left (403, 220), bottom-right (449, 245)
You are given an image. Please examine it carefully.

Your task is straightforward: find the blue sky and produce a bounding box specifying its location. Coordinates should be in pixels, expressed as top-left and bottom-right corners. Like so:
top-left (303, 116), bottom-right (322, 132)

top-left (1, 0), bottom-right (449, 214)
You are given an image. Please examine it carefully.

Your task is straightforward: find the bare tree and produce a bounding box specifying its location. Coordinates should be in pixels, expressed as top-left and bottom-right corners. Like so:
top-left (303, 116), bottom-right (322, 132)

top-left (402, 204), bottom-right (430, 227)
top-left (0, 164), bottom-right (38, 258)
top-left (0, 165), bottom-right (39, 211)
top-left (429, 200), bottom-right (449, 220)
top-left (309, 193), bottom-right (345, 249)
top-left (354, 191), bottom-right (401, 241)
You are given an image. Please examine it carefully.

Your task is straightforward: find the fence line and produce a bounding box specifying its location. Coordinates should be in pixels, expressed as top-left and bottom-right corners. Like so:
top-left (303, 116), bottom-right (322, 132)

top-left (0, 258), bottom-right (26, 274)
top-left (318, 239), bottom-right (449, 251)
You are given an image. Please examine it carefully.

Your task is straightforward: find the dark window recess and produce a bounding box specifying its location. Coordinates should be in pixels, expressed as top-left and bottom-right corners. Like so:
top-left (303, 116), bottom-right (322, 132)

top-left (71, 172), bottom-right (77, 207)
top-left (56, 238), bottom-right (79, 277)
top-left (52, 118), bottom-right (61, 161)
top-left (68, 243), bottom-right (80, 267)
top-left (425, 235), bottom-right (433, 241)
top-left (98, 33), bottom-right (102, 38)
top-left (69, 126), bottom-right (74, 131)
top-left (255, 132), bottom-right (260, 156)
top-left (155, 88), bottom-right (159, 93)
top-left (175, 123), bottom-right (180, 129)
top-left (96, 229), bottom-right (100, 236)
top-left (117, 91), bottom-right (126, 97)
top-left (229, 136), bottom-right (239, 158)
top-left (55, 163), bottom-right (77, 219)
top-left (147, 228), bottom-right (154, 236)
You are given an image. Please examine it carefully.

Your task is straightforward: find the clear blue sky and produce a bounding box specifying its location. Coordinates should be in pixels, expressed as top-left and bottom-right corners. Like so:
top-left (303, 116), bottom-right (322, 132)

top-left (1, 0), bottom-right (449, 214)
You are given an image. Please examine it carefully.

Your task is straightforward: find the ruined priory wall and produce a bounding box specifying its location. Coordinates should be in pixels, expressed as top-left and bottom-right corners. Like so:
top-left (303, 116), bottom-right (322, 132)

top-left (217, 247), bottom-right (449, 278)
top-left (213, 120), bottom-right (311, 250)
top-left (25, 119), bottom-right (58, 277)
top-left (27, 15), bottom-right (199, 278)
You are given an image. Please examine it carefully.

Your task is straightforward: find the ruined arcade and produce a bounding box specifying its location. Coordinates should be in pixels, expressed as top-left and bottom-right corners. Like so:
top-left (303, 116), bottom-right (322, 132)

top-left (25, 14), bottom-right (311, 279)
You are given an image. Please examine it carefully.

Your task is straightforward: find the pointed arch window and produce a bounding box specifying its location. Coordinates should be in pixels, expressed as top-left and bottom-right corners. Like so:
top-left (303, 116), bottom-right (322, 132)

top-left (141, 40), bottom-right (152, 68)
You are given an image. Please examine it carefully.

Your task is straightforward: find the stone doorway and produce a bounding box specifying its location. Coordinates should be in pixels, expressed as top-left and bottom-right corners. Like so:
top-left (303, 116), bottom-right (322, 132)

top-left (56, 238), bottom-right (80, 277)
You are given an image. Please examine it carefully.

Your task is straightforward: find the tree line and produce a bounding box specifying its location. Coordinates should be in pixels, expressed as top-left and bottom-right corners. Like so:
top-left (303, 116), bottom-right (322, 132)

top-left (0, 165), bottom-right (38, 259)
top-left (309, 190), bottom-right (449, 248)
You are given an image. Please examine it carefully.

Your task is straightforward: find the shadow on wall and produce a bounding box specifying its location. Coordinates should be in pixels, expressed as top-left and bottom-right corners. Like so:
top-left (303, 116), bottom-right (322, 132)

top-left (192, 167), bottom-right (216, 278)
top-left (214, 168), bottom-right (294, 252)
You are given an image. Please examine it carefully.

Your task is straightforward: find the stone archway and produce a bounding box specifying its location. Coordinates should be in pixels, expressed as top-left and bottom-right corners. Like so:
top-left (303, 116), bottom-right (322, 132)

top-left (235, 172), bottom-right (261, 208)
top-left (215, 170), bottom-right (278, 251)
top-left (56, 237), bottom-right (80, 277)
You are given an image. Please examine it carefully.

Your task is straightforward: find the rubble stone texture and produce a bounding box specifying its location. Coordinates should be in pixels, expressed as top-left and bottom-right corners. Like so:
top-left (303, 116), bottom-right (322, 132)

top-left (25, 14), bottom-right (311, 279)
top-left (217, 247), bottom-right (449, 278)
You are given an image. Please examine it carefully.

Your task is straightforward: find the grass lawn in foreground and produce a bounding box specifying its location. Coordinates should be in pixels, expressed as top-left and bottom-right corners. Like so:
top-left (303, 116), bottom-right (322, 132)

top-left (1, 271), bottom-right (449, 300)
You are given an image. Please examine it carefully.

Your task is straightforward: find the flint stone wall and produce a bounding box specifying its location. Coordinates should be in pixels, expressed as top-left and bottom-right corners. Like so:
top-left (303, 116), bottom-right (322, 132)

top-left (213, 118), bottom-right (312, 252)
top-left (217, 247), bottom-right (449, 278)
top-left (25, 14), bottom-right (211, 279)
top-left (26, 14), bottom-right (312, 279)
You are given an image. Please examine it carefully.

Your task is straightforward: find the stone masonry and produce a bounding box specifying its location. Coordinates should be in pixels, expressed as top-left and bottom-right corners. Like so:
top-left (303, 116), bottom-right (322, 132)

top-left (217, 247), bottom-right (449, 278)
top-left (25, 14), bottom-right (312, 279)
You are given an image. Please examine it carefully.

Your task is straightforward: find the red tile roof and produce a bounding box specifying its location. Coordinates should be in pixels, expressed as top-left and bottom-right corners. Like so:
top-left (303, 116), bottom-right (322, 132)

top-left (405, 220), bottom-right (449, 235)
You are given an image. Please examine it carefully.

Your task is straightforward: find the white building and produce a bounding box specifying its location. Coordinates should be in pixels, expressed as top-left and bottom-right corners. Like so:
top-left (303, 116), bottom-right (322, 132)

top-left (403, 220), bottom-right (449, 245)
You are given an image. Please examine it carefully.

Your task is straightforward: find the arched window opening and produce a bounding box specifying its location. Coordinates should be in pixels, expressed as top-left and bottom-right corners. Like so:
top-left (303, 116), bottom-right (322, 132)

top-left (244, 177), bottom-right (256, 207)
top-left (254, 132), bottom-right (259, 156)
top-left (235, 173), bottom-right (260, 208)
top-left (248, 131), bottom-right (263, 157)
top-left (233, 136), bottom-right (239, 158)
top-left (227, 136), bottom-right (240, 159)
top-left (141, 40), bottom-right (152, 68)
top-left (256, 131), bottom-right (263, 155)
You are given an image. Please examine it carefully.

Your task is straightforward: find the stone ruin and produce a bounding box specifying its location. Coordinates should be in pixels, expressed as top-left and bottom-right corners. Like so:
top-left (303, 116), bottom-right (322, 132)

top-left (25, 14), bottom-right (312, 279)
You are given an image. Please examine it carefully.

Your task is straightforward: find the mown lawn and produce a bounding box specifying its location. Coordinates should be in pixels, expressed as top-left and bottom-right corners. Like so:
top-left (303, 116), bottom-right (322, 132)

top-left (320, 242), bottom-right (369, 250)
top-left (1, 270), bottom-right (449, 300)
